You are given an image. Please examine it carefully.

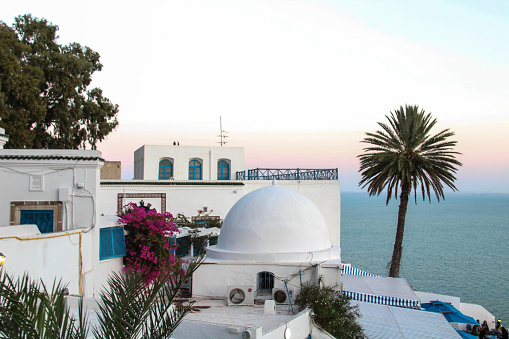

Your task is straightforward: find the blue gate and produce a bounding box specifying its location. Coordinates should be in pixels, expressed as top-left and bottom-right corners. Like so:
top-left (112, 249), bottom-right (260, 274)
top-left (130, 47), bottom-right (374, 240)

top-left (20, 210), bottom-right (53, 233)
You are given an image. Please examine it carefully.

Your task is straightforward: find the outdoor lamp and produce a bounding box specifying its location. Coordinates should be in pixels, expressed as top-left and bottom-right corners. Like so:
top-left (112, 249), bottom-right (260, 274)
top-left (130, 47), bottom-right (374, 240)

top-left (0, 253), bottom-right (5, 266)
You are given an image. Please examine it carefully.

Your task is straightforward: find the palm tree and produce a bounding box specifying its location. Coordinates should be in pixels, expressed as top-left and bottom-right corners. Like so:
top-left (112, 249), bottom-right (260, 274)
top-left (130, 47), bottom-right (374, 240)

top-left (358, 105), bottom-right (462, 278)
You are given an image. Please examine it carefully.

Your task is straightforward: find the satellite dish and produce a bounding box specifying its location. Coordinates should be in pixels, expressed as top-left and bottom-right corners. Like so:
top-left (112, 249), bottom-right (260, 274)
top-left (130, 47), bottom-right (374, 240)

top-left (273, 290), bottom-right (287, 303)
top-left (229, 288), bottom-right (246, 304)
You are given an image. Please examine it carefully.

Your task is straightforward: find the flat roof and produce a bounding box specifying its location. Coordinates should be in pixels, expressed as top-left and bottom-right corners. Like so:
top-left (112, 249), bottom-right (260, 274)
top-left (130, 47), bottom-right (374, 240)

top-left (352, 301), bottom-right (461, 338)
top-left (182, 299), bottom-right (299, 334)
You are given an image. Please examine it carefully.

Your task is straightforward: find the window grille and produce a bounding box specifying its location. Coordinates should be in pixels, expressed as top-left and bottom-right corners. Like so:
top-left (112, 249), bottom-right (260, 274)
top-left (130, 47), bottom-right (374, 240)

top-left (258, 271), bottom-right (275, 296)
top-left (100, 227), bottom-right (126, 260)
top-left (20, 210), bottom-right (53, 233)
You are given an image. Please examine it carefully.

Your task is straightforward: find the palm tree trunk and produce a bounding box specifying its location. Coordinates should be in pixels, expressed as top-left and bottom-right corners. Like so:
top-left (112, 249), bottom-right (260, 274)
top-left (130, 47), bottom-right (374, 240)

top-left (389, 181), bottom-right (411, 278)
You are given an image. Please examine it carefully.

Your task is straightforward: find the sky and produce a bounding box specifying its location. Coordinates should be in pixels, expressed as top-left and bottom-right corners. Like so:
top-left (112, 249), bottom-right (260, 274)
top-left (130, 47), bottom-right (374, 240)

top-left (2, 0), bottom-right (509, 193)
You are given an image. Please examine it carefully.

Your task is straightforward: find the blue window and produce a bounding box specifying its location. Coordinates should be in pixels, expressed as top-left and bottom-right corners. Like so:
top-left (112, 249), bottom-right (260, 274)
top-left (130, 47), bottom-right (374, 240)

top-left (20, 210), bottom-right (53, 233)
top-left (188, 160), bottom-right (202, 180)
top-left (159, 159), bottom-right (173, 180)
top-left (217, 160), bottom-right (230, 180)
top-left (257, 271), bottom-right (274, 296)
top-left (100, 227), bottom-right (126, 260)
top-left (176, 237), bottom-right (190, 257)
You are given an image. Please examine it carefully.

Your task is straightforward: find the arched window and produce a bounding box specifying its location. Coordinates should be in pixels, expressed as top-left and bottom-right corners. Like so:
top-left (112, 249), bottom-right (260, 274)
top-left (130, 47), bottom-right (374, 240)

top-left (158, 159), bottom-right (173, 180)
top-left (257, 271), bottom-right (274, 296)
top-left (188, 159), bottom-right (202, 180)
top-left (217, 160), bottom-right (230, 180)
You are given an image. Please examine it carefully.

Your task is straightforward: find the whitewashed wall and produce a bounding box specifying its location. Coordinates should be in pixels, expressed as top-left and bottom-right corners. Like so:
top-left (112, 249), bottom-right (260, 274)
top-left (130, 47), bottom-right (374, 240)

top-left (99, 180), bottom-right (341, 247)
top-left (133, 145), bottom-right (244, 180)
top-left (99, 181), bottom-right (244, 219)
top-left (263, 310), bottom-right (312, 339)
top-left (0, 150), bottom-right (124, 297)
top-left (191, 261), bottom-right (342, 300)
top-left (0, 149), bottom-right (102, 230)
top-left (0, 224), bottom-right (122, 297)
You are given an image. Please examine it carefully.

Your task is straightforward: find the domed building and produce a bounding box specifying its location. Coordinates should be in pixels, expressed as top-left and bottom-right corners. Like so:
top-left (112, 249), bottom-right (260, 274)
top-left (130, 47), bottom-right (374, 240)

top-left (192, 184), bottom-right (342, 302)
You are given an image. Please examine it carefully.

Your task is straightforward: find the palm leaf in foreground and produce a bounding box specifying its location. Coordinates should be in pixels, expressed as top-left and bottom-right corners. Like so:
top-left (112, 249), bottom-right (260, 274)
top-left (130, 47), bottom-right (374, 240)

top-left (0, 273), bottom-right (88, 339)
top-left (93, 255), bottom-right (204, 339)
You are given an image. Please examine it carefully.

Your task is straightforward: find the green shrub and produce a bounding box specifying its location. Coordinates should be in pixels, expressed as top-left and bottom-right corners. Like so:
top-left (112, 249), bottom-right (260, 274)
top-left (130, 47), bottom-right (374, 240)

top-left (295, 279), bottom-right (364, 338)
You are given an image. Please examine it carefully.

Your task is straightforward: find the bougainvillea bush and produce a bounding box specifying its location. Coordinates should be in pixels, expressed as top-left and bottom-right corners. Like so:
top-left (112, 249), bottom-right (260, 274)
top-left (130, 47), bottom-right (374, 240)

top-left (118, 203), bottom-right (180, 285)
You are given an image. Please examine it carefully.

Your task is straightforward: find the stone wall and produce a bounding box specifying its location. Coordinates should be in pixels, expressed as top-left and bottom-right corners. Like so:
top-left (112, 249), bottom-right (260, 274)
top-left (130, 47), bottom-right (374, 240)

top-left (101, 161), bottom-right (122, 179)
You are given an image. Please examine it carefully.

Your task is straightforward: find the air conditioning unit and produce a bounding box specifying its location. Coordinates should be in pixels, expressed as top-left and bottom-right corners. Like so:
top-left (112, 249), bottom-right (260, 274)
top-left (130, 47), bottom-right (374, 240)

top-left (272, 288), bottom-right (294, 304)
top-left (227, 286), bottom-right (255, 306)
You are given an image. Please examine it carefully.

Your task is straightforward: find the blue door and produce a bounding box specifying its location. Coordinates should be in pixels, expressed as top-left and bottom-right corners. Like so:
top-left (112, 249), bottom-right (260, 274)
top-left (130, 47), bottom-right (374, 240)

top-left (20, 210), bottom-right (54, 233)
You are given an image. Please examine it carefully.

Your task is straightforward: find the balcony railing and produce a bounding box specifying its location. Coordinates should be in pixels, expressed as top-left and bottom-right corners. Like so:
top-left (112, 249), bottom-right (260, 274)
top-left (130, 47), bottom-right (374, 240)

top-left (236, 168), bottom-right (338, 181)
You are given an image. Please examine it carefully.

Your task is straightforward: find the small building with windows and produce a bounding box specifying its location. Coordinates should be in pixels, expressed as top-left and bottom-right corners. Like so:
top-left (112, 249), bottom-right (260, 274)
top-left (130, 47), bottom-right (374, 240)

top-left (133, 145), bottom-right (244, 181)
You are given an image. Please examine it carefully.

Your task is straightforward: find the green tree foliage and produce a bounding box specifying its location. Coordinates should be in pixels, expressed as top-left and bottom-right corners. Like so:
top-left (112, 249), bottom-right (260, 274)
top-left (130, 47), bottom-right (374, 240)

top-left (0, 256), bottom-right (203, 338)
top-left (0, 14), bottom-right (118, 149)
top-left (295, 280), bottom-right (364, 338)
top-left (358, 105), bottom-right (462, 277)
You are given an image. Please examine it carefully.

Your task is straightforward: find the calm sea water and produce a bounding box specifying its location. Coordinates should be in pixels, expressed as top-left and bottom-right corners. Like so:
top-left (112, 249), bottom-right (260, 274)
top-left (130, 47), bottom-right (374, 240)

top-left (340, 193), bottom-right (509, 323)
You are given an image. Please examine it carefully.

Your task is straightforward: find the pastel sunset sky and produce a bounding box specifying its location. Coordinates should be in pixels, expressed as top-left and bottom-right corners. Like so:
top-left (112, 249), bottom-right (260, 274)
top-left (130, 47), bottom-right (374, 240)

top-left (3, 0), bottom-right (508, 193)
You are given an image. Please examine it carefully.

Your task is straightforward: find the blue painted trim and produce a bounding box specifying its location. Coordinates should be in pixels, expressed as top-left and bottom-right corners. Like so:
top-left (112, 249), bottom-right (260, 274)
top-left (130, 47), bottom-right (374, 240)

top-left (100, 226), bottom-right (126, 260)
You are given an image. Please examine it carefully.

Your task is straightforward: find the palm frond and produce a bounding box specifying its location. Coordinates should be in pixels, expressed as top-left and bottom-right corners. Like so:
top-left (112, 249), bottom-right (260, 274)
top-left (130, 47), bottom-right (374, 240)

top-left (92, 255), bottom-right (204, 339)
top-left (358, 104), bottom-right (462, 203)
top-left (0, 272), bottom-right (88, 339)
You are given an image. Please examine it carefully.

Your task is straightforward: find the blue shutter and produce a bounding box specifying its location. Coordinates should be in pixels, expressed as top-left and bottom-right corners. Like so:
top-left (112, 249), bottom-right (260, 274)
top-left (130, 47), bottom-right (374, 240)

top-left (169, 236), bottom-right (177, 255)
top-left (100, 227), bottom-right (126, 260)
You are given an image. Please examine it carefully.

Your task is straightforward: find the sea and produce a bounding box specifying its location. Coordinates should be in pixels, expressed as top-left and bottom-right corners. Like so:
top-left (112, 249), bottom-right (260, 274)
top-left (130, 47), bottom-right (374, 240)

top-left (340, 193), bottom-right (509, 324)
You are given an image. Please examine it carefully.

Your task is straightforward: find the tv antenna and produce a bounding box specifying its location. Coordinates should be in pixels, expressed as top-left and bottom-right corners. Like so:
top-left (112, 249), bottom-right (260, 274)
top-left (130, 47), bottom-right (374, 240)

top-left (218, 116), bottom-right (228, 147)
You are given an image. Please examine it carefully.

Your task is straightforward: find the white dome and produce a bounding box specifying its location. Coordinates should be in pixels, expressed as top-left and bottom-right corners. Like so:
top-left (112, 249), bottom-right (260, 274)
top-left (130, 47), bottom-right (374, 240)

top-left (206, 185), bottom-right (340, 262)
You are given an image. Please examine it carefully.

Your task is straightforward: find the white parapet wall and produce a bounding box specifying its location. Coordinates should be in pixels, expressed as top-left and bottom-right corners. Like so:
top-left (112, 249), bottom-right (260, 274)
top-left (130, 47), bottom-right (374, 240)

top-left (0, 223), bottom-right (124, 298)
top-left (461, 302), bottom-right (496, 327)
top-left (414, 291), bottom-right (461, 310)
top-left (0, 224), bottom-right (90, 295)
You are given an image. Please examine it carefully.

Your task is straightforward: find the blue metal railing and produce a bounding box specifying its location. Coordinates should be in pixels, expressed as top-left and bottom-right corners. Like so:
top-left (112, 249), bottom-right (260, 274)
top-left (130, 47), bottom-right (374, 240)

top-left (236, 168), bottom-right (338, 181)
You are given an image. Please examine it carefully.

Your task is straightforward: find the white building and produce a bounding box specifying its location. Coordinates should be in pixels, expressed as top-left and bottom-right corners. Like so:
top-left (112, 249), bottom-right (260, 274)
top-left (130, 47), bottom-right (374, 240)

top-left (0, 148), bottom-right (124, 297)
top-left (134, 145), bottom-right (244, 180)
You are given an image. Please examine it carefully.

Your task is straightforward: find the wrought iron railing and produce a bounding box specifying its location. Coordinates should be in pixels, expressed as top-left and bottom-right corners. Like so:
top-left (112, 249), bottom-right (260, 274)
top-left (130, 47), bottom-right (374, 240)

top-left (236, 168), bottom-right (338, 181)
